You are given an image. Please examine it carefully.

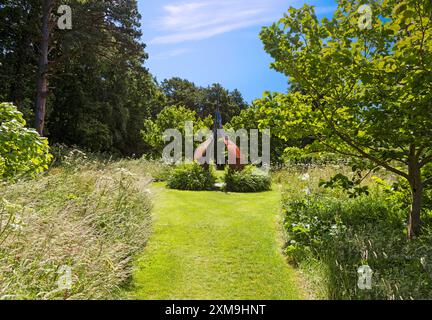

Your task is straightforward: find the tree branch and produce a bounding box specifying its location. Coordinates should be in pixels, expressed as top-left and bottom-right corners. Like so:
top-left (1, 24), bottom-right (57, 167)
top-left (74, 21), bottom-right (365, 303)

top-left (423, 176), bottom-right (432, 188)
top-left (420, 154), bottom-right (432, 167)
top-left (316, 104), bottom-right (410, 180)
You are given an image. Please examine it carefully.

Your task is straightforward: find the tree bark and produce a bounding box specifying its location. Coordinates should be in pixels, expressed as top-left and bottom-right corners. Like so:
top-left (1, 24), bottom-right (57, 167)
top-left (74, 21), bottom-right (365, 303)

top-left (408, 161), bottom-right (423, 239)
top-left (35, 0), bottom-right (53, 135)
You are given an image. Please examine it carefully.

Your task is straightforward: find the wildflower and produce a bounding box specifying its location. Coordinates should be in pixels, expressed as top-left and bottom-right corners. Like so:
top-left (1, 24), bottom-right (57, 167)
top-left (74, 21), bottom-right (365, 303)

top-left (302, 187), bottom-right (311, 195)
top-left (300, 173), bottom-right (310, 181)
top-left (10, 223), bottom-right (23, 231)
top-left (420, 257), bottom-right (427, 268)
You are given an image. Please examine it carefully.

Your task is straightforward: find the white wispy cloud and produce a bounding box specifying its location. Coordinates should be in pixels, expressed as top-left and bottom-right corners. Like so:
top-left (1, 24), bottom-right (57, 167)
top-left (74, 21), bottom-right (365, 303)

top-left (152, 48), bottom-right (190, 60)
top-left (150, 0), bottom-right (296, 45)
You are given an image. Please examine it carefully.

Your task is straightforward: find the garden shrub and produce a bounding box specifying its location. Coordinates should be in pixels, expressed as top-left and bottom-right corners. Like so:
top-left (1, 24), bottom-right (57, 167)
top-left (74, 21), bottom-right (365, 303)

top-left (224, 165), bottom-right (271, 193)
top-left (283, 191), bottom-right (432, 300)
top-left (167, 162), bottom-right (216, 191)
top-left (0, 102), bottom-right (52, 180)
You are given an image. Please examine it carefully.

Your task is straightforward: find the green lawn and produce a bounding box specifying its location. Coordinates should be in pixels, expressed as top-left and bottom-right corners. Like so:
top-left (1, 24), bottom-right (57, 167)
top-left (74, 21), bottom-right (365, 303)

top-left (128, 184), bottom-right (306, 300)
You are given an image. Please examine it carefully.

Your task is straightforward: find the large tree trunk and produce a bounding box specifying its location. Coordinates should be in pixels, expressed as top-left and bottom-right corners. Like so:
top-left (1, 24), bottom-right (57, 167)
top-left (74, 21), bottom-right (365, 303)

top-left (35, 0), bottom-right (53, 135)
top-left (408, 161), bottom-right (423, 239)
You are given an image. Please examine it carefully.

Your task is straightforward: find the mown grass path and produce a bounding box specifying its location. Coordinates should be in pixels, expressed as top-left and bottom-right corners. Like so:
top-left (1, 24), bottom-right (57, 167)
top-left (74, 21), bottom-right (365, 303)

top-left (129, 184), bottom-right (306, 300)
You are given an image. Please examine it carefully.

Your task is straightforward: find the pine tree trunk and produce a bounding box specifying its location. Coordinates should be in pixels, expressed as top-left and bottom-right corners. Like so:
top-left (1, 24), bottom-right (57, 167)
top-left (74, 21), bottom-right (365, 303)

top-left (35, 0), bottom-right (53, 135)
top-left (408, 161), bottom-right (423, 239)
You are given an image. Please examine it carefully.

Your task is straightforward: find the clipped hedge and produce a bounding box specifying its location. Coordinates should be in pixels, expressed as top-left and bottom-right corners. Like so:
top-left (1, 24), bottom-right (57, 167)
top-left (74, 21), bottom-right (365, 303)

top-left (224, 166), bottom-right (271, 193)
top-left (167, 162), bottom-right (216, 191)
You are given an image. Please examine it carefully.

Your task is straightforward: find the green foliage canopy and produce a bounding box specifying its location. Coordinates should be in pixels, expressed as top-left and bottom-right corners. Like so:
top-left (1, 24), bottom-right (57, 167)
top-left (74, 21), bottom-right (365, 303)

top-left (228, 102), bottom-right (315, 164)
top-left (142, 106), bottom-right (213, 158)
top-left (161, 78), bottom-right (248, 122)
top-left (0, 103), bottom-right (52, 180)
top-left (258, 0), bottom-right (432, 237)
top-left (0, 0), bottom-right (163, 156)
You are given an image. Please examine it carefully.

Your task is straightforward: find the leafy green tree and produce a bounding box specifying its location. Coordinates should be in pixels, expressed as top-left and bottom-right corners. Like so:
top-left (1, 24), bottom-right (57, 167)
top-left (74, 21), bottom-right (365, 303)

top-left (227, 103), bottom-right (296, 164)
top-left (259, 0), bottom-right (432, 238)
top-left (47, 55), bottom-right (162, 156)
top-left (33, 0), bottom-right (148, 135)
top-left (142, 106), bottom-right (212, 158)
top-left (161, 78), bottom-right (248, 122)
top-left (203, 84), bottom-right (248, 122)
top-left (0, 0), bottom-right (40, 118)
top-left (1, 0), bottom-right (161, 156)
top-left (0, 103), bottom-right (52, 180)
top-left (161, 77), bottom-right (202, 112)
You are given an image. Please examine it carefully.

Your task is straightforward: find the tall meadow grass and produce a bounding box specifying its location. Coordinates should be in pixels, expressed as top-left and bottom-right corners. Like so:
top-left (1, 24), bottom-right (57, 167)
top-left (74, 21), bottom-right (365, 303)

top-left (0, 149), bottom-right (158, 299)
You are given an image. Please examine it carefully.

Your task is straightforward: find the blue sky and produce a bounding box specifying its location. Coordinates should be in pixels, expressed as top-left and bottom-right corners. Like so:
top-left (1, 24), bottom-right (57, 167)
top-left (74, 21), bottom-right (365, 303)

top-left (138, 0), bottom-right (337, 103)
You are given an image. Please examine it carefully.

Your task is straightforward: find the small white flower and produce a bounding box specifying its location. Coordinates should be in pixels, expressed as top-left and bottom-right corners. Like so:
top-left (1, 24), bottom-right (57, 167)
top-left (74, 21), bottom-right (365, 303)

top-left (302, 187), bottom-right (311, 195)
top-left (10, 223), bottom-right (23, 231)
top-left (300, 173), bottom-right (310, 181)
